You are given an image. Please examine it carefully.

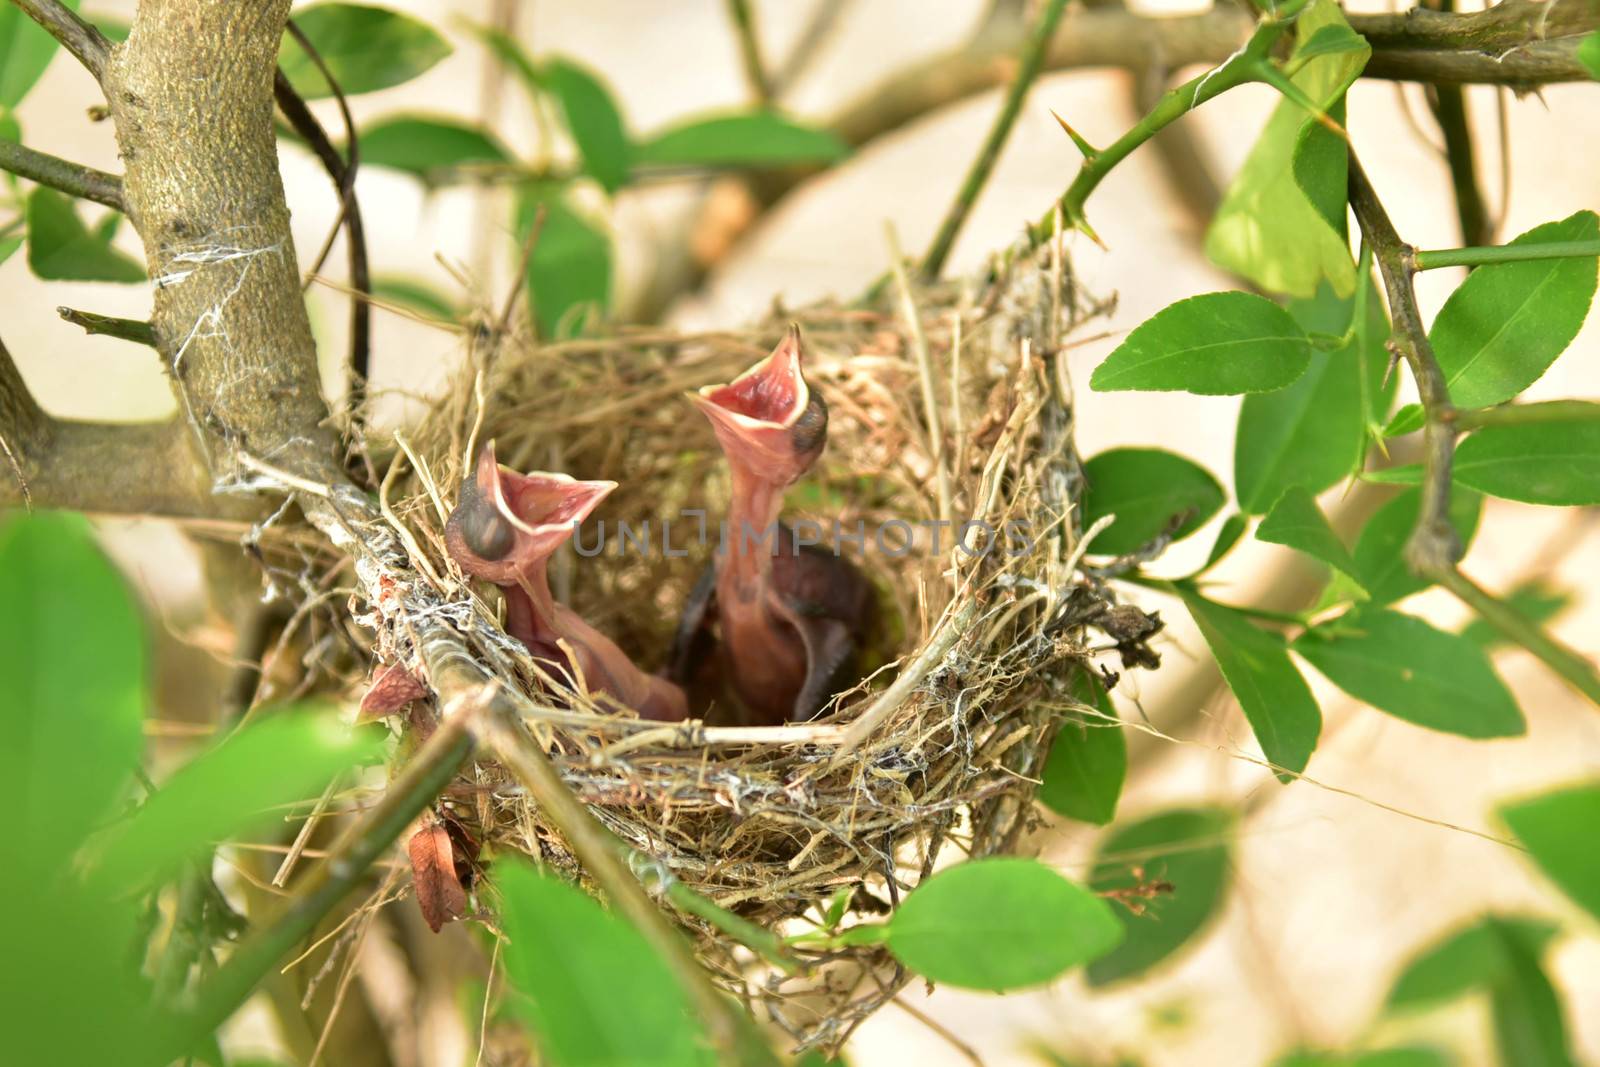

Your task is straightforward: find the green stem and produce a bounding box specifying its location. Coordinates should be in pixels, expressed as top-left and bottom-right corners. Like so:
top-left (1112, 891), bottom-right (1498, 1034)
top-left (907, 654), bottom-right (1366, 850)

top-left (655, 876), bottom-right (800, 976)
top-left (1026, 39), bottom-right (1284, 248)
top-left (169, 716), bottom-right (476, 1052)
top-left (1413, 240), bottom-right (1600, 271)
top-left (723, 0), bottom-right (773, 107)
top-left (1452, 399), bottom-right (1600, 430)
top-left (0, 137), bottom-right (124, 210)
top-left (920, 0), bottom-right (1069, 280)
top-left (1438, 568), bottom-right (1600, 708)
top-left (57, 306), bottom-right (157, 347)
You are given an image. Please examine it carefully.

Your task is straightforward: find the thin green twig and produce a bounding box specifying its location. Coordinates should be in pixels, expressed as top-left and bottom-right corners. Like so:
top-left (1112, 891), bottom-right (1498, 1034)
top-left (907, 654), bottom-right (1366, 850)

top-left (1438, 568), bottom-right (1600, 706)
top-left (1413, 239), bottom-right (1600, 270)
top-left (724, 0), bottom-right (773, 107)
top-left (57, 307), bottom-right (156, 346)
top-left (1453, 399), bottom-right (1600, 430)
top-left (919, 0), bottom-right (1069, 280)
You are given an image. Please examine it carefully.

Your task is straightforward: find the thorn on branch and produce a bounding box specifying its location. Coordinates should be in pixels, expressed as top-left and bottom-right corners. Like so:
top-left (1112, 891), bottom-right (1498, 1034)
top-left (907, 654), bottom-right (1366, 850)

top-left (57, 306), bottom-right (157, 347)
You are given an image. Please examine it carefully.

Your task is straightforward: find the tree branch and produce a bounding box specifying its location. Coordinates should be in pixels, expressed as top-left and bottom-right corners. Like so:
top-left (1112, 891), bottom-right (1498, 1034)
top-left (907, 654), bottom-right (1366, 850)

top-left (10, 0), bottom-right (111, 82)
top-left (1347, 151), bottom-right (1462, 576)
top-left (920, 0), bottom-right (1069, 280)
top-left (105, 0), bottom-right (338, 485)
top-left (0, 137), bottom-right (124, 210)
top-left (0, 336), bottom-right (212, 516)
top-left (57, 306), bottom-right (156, 346)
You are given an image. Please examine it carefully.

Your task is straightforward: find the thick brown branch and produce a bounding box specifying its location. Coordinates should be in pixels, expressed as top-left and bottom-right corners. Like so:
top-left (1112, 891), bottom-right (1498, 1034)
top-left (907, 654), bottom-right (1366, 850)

top-left (10, 0), bottom-right (111, 82)
top-left (0, 337), bottom-right (211, 516)
top-left (0, 138), bottom-right (124, 210)
top-left (105, 0), bottom-right (338, 487)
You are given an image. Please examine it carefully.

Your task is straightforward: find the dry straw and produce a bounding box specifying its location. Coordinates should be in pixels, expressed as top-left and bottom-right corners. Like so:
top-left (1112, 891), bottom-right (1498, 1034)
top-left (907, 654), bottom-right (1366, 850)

top-left (360, 245), bottom-right (1151, 1048)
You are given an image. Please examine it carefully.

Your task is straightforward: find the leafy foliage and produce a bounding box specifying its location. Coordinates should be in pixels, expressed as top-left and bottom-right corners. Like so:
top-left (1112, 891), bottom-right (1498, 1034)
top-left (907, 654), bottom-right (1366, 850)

top-left (1234, 284), bottom-right (1392, 513)
top-left (0, 513), bottom-right (374, 1066)
top-left (884, 858), bottom-right (1123, 991)
top-left (1090, 291), bottom-right (1312, 395)
top-left (541, 57), bottom-right (633, 192)
top-left (1039, 674), bottom-right (1126, 825)
top-left (636, 112), bottom-right (850, 168)
top-left (1205, 0), bottom-right (1368, 297)
top-left (1178, 587), bottom-right (1321, 776)
top-left (516, 184), bottom-right (611, 337)
top-left (1450, 406), bottom-right (1600, 506)
top-left (1428, 212), bottom-right (1599, 409)
top-left (1499, 783), bottom-right (1600, 923)
top-left (1291, 609), bottom-right (1525, 738)
top-left (358, 115), bottom-right (509, 185)
top-left (1384, 915), bottom-right (1558, 1012)
top-left (1079, 448), bottom-right (1225, 554)
top-left (26, 187), bottom-right (144, 282)
top-left (1086, 807), bottom-right (1233, 986)
top-left (1257, 485), bottom-right (1361, 583)
top-left (0, 0), bottom-right (77, 109)
top-left (496, 860), bottom-right (711, 1067)
top-left (279, 3), bottom-right (451, 99)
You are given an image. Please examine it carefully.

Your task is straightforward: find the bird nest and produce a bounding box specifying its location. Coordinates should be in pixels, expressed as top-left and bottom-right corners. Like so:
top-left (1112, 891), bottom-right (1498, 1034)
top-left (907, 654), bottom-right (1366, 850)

top-left (367, 246), bottom-right (1149, 1049)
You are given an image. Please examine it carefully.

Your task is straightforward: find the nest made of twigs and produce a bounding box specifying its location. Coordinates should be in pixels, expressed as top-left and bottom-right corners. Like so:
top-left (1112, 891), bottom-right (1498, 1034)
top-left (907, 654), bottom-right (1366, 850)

top-left (362, 246), bottom-right (1143, 1047)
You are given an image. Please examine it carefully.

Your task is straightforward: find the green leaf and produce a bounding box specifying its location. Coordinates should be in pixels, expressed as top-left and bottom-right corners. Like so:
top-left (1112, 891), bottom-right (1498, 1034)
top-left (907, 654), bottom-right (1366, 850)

top-left (1079, 448), bottom-right (1225, 555)
top-left (94, 710), bottom-right (381, 891)
top-left (1086, 807), bottom-right (1233, 986)
top-left (471, 25), bottom-right (543, 101)
top-left (1196, 512), bottom-right (1249, 575)
top-left (358, 115), bottom-right (508, 184)
top-left (1500, 782), bottom-right (1600, 923)
top-left (280, 3), bottom-right (451, 99)
top-left (886, 858), bottom-right (1123, 991)
top-left (1257, 486), bottom-right (1360, 582)
top-left (1177, 587), bottom-right (1321, 777)
top-left (1385, 915), bottom-right (1559, 1012)
top-left (1580, 32), bottom-right (1600, 79)
top-left (495, 860), bottom-right (711, 1067)
top-left (86, 12), bottom-right (130, 42)
top-left (1460, 581), bottom-right (1573, 649)
top-left (1235, 284), bottom-right (1392, 513)
top-left (1428, 212), bottom-right (1599, 410)
top-left (26, 187), bottom-right (144, 282)
top-left (1383, 403), bottom-right (1424, 438)
top-left (1292, 24), bottom-right (1370, 64)
top-left (1489, 926), bottom-right (1577, 1067)
top-left (1351, 488), bottom-right (1482, 606)
top-left (542, 58), bottom-right (632, 193)
top-left (0, 512), bottom-right (145, 867)
top-left (516, 184), bottom-right (611, 338)
top-left (372, 274), bottom-right (459, 319)
top-left (636, 112), bottom-right (850, 168)
top-left (1273, 1050), bottom-right (1451, 1067)
top-left (1205, 0), bottom-right (1369, 298)
top-left (1450, 405), bottom-right (1600, 505)
top-left (1039, 674), bottom-right (1126, 825)
top-left (1292, 609), bottom-right (1524, 739)
top-left (0, 0), bottom-right (78, 109)
top-left (1089, 292), bottom-right (1312, 395)
top-left (0, 233), bottom-right (18, 266)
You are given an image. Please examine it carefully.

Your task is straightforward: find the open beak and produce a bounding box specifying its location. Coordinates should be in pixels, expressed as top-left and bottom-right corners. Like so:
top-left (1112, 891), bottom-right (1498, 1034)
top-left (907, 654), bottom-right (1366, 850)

top-left (690, 324), bottom-right (820, 482)
top-left (448, 442), bottom-right (615, 581)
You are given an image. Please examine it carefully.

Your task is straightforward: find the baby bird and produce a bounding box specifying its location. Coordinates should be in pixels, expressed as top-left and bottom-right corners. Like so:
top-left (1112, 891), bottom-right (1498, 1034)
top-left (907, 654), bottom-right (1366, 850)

top-left (672, 325), bottom-right (875, 724)
top-left (446, 443), bottom-right (686, 722)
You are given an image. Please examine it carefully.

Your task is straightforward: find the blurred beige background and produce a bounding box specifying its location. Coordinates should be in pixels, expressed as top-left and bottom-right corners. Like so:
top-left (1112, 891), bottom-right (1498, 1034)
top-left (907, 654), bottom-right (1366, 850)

top-left (5, 1), bottom-right (1599, 1064)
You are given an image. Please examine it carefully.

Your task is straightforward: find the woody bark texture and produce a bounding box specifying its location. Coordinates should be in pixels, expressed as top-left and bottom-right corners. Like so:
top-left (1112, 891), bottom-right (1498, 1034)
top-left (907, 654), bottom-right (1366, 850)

top-left (104, 0), bottom-right (338, 489)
